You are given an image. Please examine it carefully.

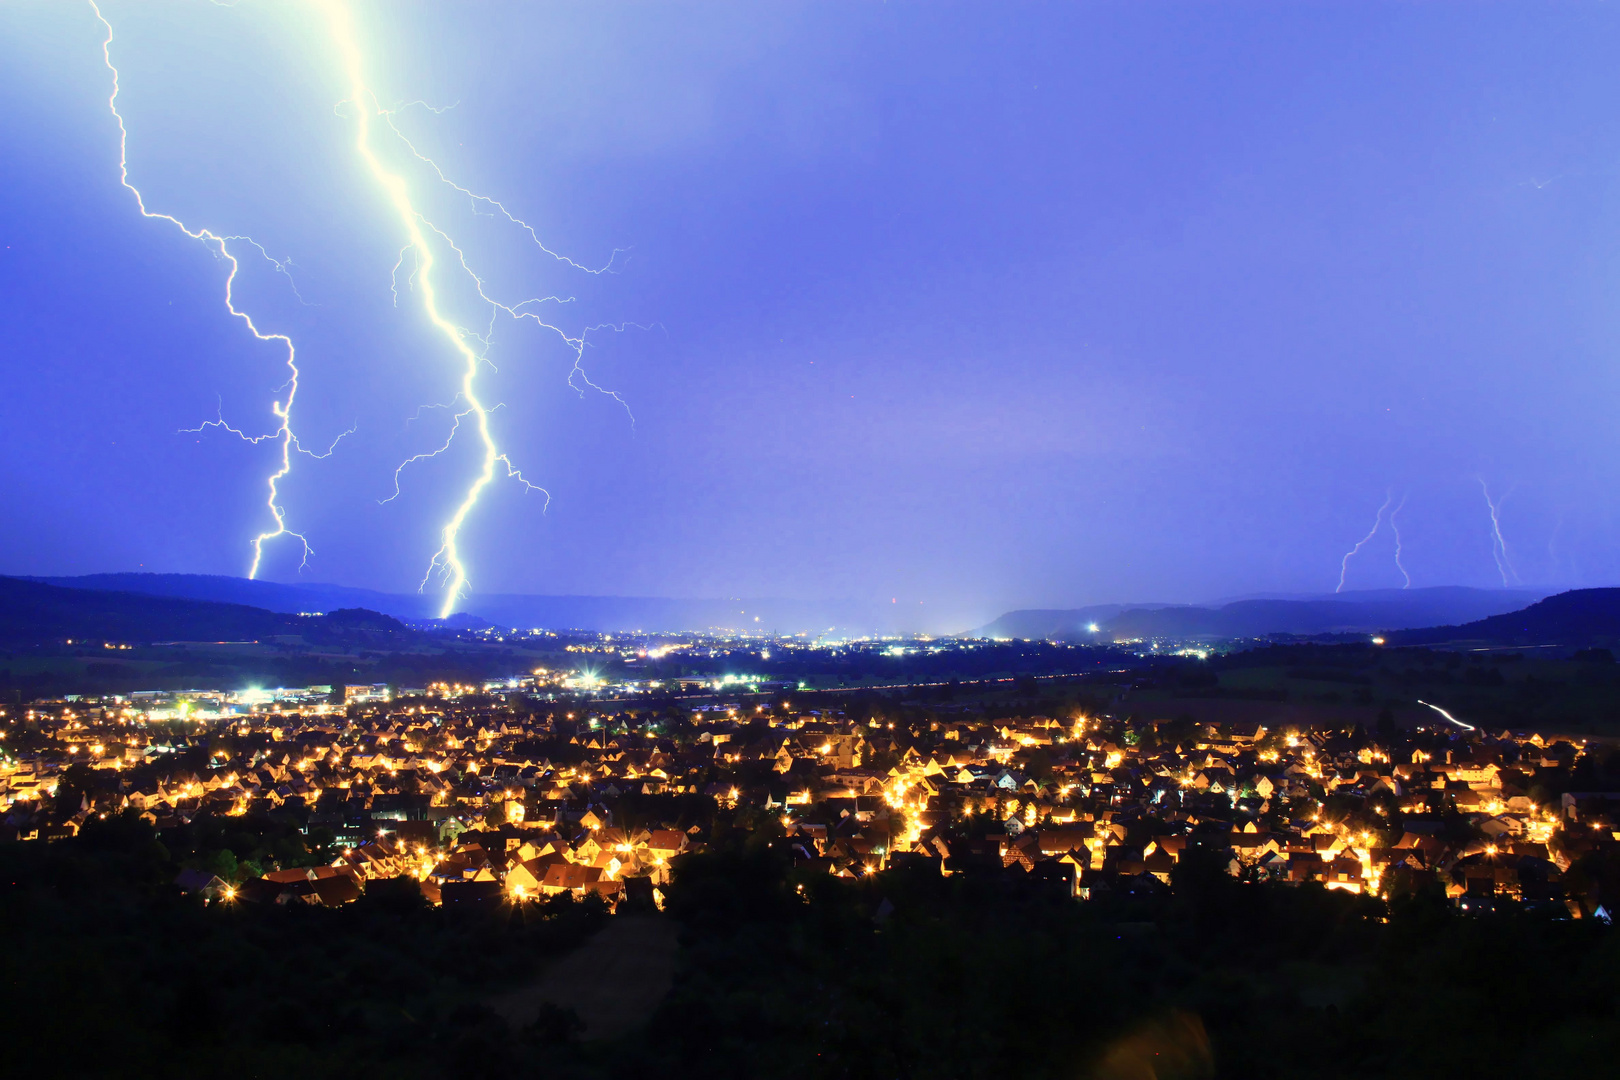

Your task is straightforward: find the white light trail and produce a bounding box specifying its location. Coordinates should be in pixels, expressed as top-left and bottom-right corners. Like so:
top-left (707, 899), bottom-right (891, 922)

top-left (1417, 699), bottom-right (1476, 732)
top-left (92, 0), bottom-right (347, 577)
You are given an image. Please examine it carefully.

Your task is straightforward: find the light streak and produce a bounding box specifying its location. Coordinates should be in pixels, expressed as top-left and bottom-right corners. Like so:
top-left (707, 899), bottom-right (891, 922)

top-left (1389, 492), bottom-right (1411, 589)
top-left (92, 1), bottom-right (344, 577)
top-left (1478, 478), bottom-right (1519, 587)
top-left (322, 1), bottom-right (634, 617)
top-left (1417, 699), bottom-right (1476, 732)
top-left (1336, 491), bottom-right (1394, 593)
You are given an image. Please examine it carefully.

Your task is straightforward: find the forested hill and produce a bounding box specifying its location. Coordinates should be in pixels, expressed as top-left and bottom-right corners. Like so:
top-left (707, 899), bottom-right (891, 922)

top-left (978, 587), bottom-right (1546, 641)
top-left (0, 577), bottom-right (407, 647)
top-left (1389, 588), bottom-right (1620, 647)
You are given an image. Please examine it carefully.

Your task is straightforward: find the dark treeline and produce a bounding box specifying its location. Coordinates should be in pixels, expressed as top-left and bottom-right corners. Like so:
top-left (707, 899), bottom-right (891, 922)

top-left (0, 813), bottom-right (606, 1079)
top-left (634, 641), bottom-right (1143, 685)
top-left (628, 847), bottom-right (1620, 1079)
top-left (0, 644), bottom-right (547, 701)
top-left (7, 813), bottom-right (1620, 1078)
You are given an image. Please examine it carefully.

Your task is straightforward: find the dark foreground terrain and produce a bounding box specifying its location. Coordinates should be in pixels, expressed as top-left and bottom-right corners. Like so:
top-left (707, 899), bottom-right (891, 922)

top-left (5, 813), bottom-right (1618, 1079)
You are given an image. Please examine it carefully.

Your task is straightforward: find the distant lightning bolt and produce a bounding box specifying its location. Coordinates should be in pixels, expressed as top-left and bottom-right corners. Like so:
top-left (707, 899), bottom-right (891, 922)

top-left (1478, 477), bottom-right (1519, 586)
top-left (92, 1), bottom-right (343, 577)
top-left (1389, 492), bottom-right (1411, 589)
top-left (1336, 491), bottom-right (1395, 593)
top-left (1548, 511), bottom-right (1566, 582)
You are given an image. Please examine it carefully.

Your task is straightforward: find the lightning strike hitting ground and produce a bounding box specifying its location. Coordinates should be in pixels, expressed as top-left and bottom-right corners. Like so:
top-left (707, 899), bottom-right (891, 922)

top-left (322, 1), bottom-right (638, 618)
top-left (91, 1), bottom-right (346, 579)
top-left (1478, 477), bottom-right (1519, 587)
top-left (322, 0), bottom-right (571, 619)
top-left (1336, 491), bottom-right (1395, 593)
top-left (1388, 492), bottom-right (1411, 589)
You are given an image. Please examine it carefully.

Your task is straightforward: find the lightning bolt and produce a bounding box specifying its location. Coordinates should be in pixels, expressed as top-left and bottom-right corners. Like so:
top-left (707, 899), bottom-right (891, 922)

top-left (1548, 511), bottom-right (1566, 582)
top-left (92, 1), bottom-right (345, 577)
top-left (1336, 490), bottom-right (1395, 593)
top-left (323, 1), bottom-right (589, 619)
top-left (1478, 477), bottom-right (1519, 587)
top-left (322, 1), bottom-right (636, 619)
top-left (1389, 492), bottom-right (1411, 589)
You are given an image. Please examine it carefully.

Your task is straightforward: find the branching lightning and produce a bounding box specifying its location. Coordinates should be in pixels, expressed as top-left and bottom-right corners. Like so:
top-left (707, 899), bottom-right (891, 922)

top-left (1336, 491), bottom-right (1395, 593)
top-left (1478, 477), bottom-right (1519, 587)
top-left (323, 0), bottom-right (626, 619)
top-left (382, 409), bottom-right (469, 505)
top-left (381, 101), bottom-right (622, 277)
top-left (93, 1), bottom-right (632, 614)
top-left (92, 1), bottom-right (344, 577)
top-left (321, 1), bottom-right (639, 618)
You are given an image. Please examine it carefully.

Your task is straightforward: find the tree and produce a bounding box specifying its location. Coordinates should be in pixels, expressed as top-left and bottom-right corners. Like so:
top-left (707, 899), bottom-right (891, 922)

top-left (206, 847), bottom-right (238, 882)
top-left (52, 762), bottom-right (95, 821)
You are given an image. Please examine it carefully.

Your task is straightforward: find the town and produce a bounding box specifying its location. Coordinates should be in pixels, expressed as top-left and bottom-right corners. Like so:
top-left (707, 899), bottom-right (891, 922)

top-left (4, 664), bottom-right (1612, 919)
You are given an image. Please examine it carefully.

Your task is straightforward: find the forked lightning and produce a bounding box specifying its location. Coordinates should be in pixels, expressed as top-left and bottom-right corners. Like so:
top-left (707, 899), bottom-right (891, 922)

top-left (92, 0), bottom-right (348, 578)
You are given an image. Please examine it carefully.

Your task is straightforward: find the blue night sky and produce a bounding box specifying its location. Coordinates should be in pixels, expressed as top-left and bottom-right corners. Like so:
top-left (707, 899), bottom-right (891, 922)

top-left (3, 1), bottom-right (1620, 630)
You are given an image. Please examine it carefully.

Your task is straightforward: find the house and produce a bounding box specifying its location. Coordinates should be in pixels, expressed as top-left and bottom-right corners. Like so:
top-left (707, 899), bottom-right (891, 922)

top-left (174, 868), bottom-right (230, 900)
top-left (540, 862), bottom-right (603, 896)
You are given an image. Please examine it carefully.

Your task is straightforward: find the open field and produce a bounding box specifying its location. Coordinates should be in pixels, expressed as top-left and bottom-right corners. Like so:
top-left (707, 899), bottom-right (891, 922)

top-left (490, 915), bottom-right (679, 1041)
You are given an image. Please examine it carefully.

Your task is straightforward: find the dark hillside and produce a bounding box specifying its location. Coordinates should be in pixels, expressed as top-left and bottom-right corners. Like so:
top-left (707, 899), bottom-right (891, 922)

top-left (980, 587), bottom-right (1546, 641)
top-left (0, 577), bottom-right (298, 645)
top-left (1389, 588), bottom-right (1620, 647)
top-left (0, 579), bottom-right (418, 650)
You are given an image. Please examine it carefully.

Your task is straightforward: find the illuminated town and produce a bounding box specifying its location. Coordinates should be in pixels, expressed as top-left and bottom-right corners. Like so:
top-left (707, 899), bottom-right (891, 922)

top-left (8, 0), bottom-right (1620, 1072)
top-left (3, 651), bottom-right (1607, 918)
